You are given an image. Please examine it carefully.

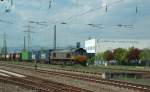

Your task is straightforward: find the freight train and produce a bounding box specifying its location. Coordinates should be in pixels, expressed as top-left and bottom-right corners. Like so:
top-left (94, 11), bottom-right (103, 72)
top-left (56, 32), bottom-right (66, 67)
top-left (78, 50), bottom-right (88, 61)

top-left (0, 48), bottom-right (88, 65)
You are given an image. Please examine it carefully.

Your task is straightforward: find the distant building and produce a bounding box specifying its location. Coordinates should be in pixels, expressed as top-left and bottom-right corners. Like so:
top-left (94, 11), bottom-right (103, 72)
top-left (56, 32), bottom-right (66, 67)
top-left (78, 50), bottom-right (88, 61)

top-left (85, 39), bottom-right (96, 54)
top-left (85, 39), bottom-right (150, 54)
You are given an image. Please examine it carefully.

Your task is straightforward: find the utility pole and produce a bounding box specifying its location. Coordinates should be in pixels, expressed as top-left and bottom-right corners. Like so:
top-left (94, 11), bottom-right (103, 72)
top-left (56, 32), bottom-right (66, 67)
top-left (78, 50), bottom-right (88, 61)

top-left (105, 4), bottom-right (108, 13)
top-left (10, 0), bottom-right (13, 6)
top-left (1, 33), bottom-right (7, 59)
top-left (23, 36), bottom-right (26, 51)
top-left (54, 25), bottom-right (56, 50)
top-left (88, 36), bottom-right (92, 40)
top-left (24, 24), bottom-right (34, 51)
top-left (136, 5), bottom-right (138, 14)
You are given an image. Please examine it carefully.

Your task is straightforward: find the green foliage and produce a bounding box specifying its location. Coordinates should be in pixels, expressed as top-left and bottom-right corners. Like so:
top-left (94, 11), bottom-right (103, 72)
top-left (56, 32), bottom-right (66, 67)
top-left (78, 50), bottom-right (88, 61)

top-left (140, 49), bottom-right (150, 61)
top-left (95, 47), bottom-right (150, 66)
top-left (139, 49), bottom-right (150, 66)
top-left (125, 47), bottom-right (141, 65)
top-left (103, 50), bottom-right (114, 61)
top-left (95, 52), bottom-right (104, 61)
top-left (113, 48), bottom-right (127, 65)
top-left (87, 56), bottom-right (95, 65)
top-left (127, 47), bottom-right (141, 60)
top-left (22, 50), bottom-right (31, 61)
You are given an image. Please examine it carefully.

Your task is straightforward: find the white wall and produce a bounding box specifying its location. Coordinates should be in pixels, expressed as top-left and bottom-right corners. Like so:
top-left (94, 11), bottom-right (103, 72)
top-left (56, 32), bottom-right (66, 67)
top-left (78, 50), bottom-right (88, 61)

top-left (85, 39), bottom-right (150, 54)
top-left (85, 39), bottom-right (96, 53)
top-left (96, 39), bottom-right (150, 53)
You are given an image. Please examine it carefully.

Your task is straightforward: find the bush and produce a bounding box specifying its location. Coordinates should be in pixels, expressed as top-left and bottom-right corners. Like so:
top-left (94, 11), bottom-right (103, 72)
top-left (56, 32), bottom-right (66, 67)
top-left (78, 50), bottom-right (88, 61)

top-left (87, 56), bottom-right (95, 65)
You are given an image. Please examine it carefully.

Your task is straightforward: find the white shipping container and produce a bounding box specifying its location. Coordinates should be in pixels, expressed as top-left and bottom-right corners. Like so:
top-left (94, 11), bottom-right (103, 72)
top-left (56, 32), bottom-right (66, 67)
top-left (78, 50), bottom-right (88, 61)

top-left (16, 54), bottom-right (20, 59)
top-left (41, 54), bottom-right (46, 59)
top-left (32, 54), bottom-right (36, 60)
top-left (6, 54), bottom-right (10, 59)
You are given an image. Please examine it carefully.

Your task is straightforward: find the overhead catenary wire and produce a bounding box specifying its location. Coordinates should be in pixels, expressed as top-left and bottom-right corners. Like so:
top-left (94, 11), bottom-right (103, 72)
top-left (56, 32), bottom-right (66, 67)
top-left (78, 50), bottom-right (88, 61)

top-left (53, 0), bottom-right (141, 31)
top-left (5, 0), bottom-right (13, 13)
top-left (105, 0), bottom-right (108, 13)
top-left (24, 0), bottom-right (139, 31)
top-left (0, 19), bottom-right (13, 24)
top-left (49, 0), bottom-right (126, 31)
top-left (136, 5), bottom-right (138, 14)
top-left (10, 0), bottom-right (13, 6)
top-left (29, 20), bottom-right (48, 27)
top-left (48, 0), bottom-right (54, 9)
top-left (49, 0), bottom-right (52, 9)
top-left (120, 0), bottom-right (141, 30)
top-left (57, 0), bottom-right (124, 23)
top-left (135, 0), bottom-right (140, 14)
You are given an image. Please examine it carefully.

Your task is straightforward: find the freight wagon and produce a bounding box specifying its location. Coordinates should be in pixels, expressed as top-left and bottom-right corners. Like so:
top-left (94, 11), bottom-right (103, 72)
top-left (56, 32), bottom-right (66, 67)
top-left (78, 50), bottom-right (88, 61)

top-left (6, 54), bottom-right (10, 61)
top-left (32, 51), bottom-right (41, 63)
top-left (42, 50), bottom-right (53, 64)
top-left (21, 50), bottom-right (32, 62)
top-left (0, 48), bottom-right (88, 66)
top-left (0, 54), bottom-right (1, 61)
top-left (15, 53), bottom-right (22, 61)
top-left (1, 54), bottom-right (6, 61)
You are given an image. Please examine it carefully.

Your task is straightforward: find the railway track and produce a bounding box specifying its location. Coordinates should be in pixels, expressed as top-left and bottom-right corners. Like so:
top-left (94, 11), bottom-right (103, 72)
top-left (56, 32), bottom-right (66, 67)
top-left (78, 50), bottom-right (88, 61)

top-left (1, 61), bottom-right (150, 75)
top-left (0, 61), bottom-right (102, 75)
top-left (22, 62), bottom-right (150, 78)
top-left (0, 62), bottom-right (102, 80)
top-left (0, 74), bottom-right (92, 92)
top-left (1, 63), bottom-right (150, 92)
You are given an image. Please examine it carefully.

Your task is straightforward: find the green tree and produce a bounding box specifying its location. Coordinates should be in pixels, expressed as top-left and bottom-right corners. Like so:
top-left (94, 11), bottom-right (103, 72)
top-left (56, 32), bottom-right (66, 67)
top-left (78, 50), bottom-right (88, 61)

top-left (87, 56), bottom-right (95, 65)
top-left (95, 52), bottom-right (104, 61)
top-left (139, 49), bottom-right (150, 66)
top-left (113, 48), bottom-right (127, 65)
top-left (103, 50), bottom-right (114, 61)
top-left (126, 47), bottom-right (141, 65)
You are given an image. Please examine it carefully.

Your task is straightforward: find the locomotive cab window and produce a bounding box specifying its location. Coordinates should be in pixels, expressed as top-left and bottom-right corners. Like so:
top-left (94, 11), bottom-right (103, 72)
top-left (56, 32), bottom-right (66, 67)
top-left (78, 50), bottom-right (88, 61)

top-left (78, 50), bottom-right (86, 55)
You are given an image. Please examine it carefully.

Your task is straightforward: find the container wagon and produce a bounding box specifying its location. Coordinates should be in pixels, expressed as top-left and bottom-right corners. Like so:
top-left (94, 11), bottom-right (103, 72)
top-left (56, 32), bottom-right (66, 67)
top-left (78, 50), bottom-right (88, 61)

top-left (32, 51), bottom-right (41, 63)
top-left (40, 50), bottom-right (53, 64)
top-left (21, 50), bottom-right (32, 62)
top-left (0, 54), bottom-right (2, 61)
top-left (6, 53), bottom-right (10, 61)
top-left (15, 53), bottom-right (22, 61)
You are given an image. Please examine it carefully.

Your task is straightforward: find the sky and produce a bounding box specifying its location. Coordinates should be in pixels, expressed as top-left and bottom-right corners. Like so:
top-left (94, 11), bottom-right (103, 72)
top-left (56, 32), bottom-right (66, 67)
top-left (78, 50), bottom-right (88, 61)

top-left (0, 0), bottom-right (150, 49)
